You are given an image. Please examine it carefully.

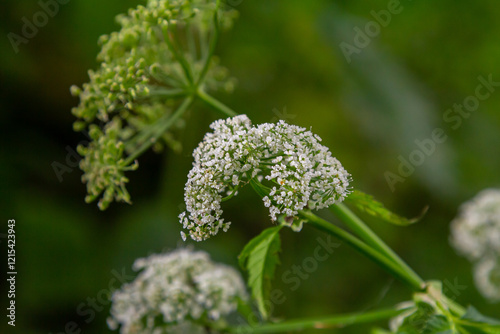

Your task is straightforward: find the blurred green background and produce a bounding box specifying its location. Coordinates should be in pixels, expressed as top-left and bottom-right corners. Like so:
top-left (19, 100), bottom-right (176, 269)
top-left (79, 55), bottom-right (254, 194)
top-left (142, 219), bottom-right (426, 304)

top-left (1, 0), bottom-right (500, 333)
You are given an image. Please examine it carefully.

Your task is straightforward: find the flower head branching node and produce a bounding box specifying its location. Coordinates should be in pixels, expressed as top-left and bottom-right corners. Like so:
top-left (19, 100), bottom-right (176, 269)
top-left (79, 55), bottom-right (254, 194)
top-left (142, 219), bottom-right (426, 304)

top-left (451, 188), bottom-right (500, 301)
top-left (180, 115), bottom-right (351, 241)
top-left (108, 248), bottom-right (247, 334)
top-left (71, 0), bottom-right (238, 209)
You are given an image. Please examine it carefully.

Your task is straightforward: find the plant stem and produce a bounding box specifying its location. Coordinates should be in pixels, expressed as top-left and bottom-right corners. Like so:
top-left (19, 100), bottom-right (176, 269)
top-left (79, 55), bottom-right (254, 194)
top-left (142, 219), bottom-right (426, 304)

top-left (330, 203), bottom-right (425, 290)
top-left (123, 96), bottom-right (194, 165)
top-left (225, 307), bottom-right (408, 333)
top-left (197, 89), bottom-right (238, 117)
top-left (299, 210), bottom-right (425, 292)
top-left (196, 0), bottom-right (220, 87)
top-left (443, 296), bottom-right (466, 316)
top-left (162, 25), bottom-right (194, 86)
top-left (146, 87), bottom-right (187, 98)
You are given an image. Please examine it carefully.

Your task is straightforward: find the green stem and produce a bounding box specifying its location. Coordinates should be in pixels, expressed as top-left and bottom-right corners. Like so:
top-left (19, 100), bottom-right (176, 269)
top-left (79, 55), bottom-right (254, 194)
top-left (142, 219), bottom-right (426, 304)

top-left (196, 0), bottom-right (220, 87)
top-left (222, 184), bottom-right (240, 202)
top-left (162, 24), bottom-right (194, 86)
top-left (226, 307), bottom-right (409, 333)
top-left (330, 203), bottom-right (425, 289)
top-left (299, 210), bottom-right (425, 292)
top-left (146, 87), bottom-right (187, 98)
top-left (123, 96), bottom-right (194, 165)
top-left (443, 296), bottom-right (466, 317)
top-left (197, 89), bottom-right (238, 117)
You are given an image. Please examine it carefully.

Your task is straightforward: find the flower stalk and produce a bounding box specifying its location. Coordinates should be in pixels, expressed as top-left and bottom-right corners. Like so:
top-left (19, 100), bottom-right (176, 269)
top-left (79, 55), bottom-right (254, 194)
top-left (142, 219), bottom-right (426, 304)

top-left (123, 96), bottom-right (194, 165)
top-left (299, 210), bottom-right (425, 292)
top-left (330, 203), bottom-right (425, 290)
top-left (225, 307), bottom-right (409, 333)
top-left (197, 88), bottom-right (238, 117)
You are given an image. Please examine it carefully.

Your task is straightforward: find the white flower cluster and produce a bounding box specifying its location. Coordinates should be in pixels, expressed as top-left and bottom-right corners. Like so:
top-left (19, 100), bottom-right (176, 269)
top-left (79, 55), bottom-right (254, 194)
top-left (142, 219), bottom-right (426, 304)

top-left (474, 257), bottom-right (500, 302)
top-left (450, 188), bottom-right (500, 301)
top-left (108, 248), bottom-right (247, 333)
top-left (180, 115), bottom-right (351, 241)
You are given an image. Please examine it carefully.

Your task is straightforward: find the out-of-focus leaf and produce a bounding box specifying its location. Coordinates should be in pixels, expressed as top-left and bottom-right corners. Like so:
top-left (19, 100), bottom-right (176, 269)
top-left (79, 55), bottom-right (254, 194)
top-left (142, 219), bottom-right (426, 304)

top-left (455, 306), bottom-right (500, 333)
top-left (319, 5), bottom-right (458, 197)
top-left (461, 306), bottom-right (500, 325)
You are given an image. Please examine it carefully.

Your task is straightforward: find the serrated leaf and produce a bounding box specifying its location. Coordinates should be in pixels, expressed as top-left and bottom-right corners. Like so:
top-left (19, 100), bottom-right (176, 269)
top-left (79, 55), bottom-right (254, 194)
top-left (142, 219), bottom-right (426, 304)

top-left (238, 226), bottom-right (283, 320)
top-left (346, 190), bottom-right (428, 226)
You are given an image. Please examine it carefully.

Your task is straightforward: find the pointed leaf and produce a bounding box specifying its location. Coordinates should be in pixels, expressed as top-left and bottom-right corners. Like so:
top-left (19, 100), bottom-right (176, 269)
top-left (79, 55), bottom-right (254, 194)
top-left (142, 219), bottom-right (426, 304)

top-left (346, 190), bottom-right (428, 226)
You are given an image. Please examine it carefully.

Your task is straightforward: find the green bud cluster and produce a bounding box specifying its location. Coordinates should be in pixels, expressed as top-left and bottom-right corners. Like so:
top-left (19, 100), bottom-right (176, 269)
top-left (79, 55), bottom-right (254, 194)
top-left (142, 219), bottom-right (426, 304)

top-left (71, 0), bottom-right (238, 209)
top-left (77, 119), bottom-right (138, 210)
top-left (71, 58), bottom-right (150, 125)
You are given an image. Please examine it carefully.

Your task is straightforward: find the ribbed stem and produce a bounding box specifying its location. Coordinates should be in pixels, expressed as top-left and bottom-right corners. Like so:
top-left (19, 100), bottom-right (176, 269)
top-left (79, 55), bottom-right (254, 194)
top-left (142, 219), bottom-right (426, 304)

top-left (330, 203), bottom-right (425, 290)
top-left (196, 0), bottom-right (221, 87)
top-left (197, 89), bottom-right (238, 117)
top-left (123, 96), bottom-right (194, 165)
top-left (299, 210), bottom-right (425, 292)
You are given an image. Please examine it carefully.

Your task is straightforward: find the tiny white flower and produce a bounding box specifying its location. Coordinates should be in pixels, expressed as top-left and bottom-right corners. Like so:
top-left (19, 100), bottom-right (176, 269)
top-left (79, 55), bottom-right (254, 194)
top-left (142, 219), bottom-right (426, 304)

top-left (263, 196), bottom-right (271, 208)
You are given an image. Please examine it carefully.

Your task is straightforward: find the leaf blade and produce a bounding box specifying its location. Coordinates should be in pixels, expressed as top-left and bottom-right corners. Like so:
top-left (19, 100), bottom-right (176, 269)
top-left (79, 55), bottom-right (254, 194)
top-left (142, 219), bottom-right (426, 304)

top-left (238, 226), bottom-right (283, 320)
top-left (346, 190), bottom-right (427, 226)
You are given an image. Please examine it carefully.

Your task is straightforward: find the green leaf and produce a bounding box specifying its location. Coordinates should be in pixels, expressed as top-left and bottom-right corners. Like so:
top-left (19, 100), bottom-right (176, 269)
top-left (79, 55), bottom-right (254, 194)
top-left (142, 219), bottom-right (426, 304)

top-left (395, 301), bottom-right (455, 334)
top-left (455, 306), bottom-right (500, 334)
top-left (461, 306), bottom-right (500, 325)
top-left (346, 190), bottom-right (428, 226)
top-left (238, 226), bottom-right (283, 320)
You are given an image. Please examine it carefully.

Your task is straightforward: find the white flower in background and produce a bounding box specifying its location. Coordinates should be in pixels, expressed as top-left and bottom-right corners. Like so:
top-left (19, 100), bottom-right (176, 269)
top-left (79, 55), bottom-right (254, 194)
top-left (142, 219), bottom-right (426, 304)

top-left (108, 248), bottom-right (247, 333)
top-left (450, 189), bottom-right (500, 261)
top-left (180, 115), bottom-right (351, 241)
top-left (474, 257), bottom-right (500, 302)
top-left (450, 188), bottom-right (500, 302)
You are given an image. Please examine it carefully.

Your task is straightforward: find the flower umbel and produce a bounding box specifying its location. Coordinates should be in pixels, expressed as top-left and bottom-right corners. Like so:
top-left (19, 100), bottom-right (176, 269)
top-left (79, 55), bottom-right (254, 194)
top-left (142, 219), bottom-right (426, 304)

top-left (108, 248), bottom-right (247, 333)
top-left (180, 115), bottom-right (351, 241)
top-left (77, 118), bottom-right (138, 210)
